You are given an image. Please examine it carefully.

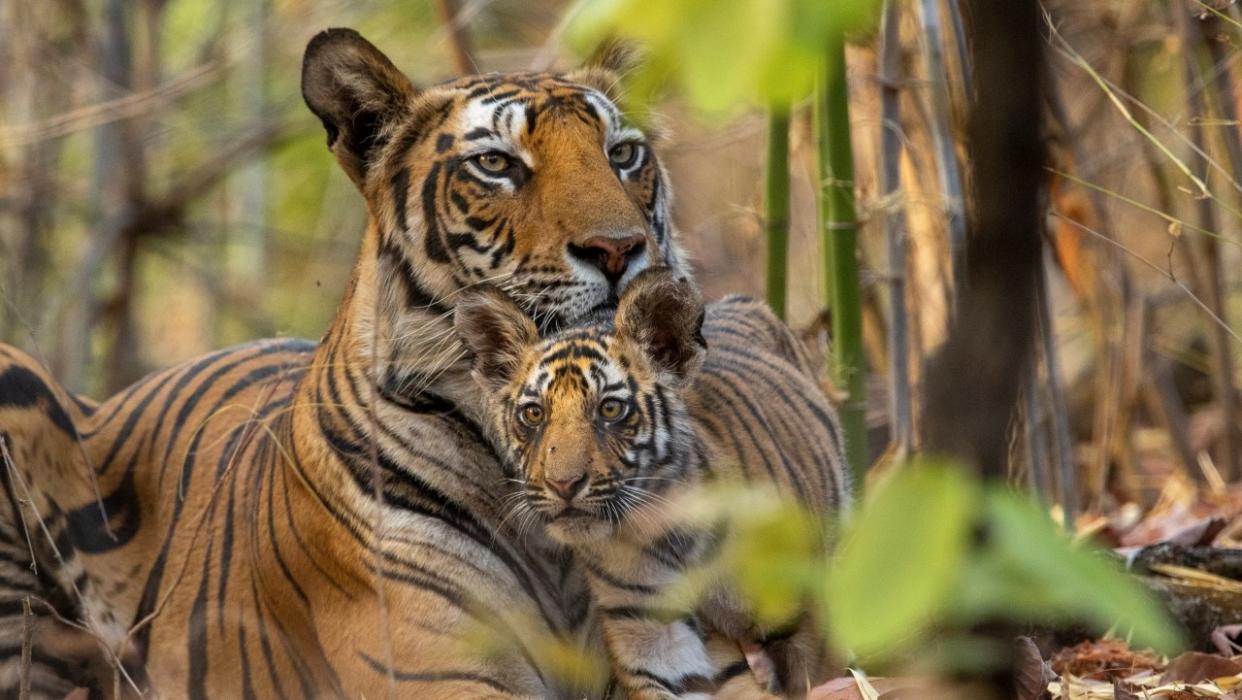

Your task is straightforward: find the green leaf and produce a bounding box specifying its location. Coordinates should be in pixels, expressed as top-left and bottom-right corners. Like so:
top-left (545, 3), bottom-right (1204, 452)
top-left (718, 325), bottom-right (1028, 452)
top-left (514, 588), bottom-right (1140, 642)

top-left (960, 491), bottom-right (1182, 654)
top-left (825, 461), bottom-right (978, 660)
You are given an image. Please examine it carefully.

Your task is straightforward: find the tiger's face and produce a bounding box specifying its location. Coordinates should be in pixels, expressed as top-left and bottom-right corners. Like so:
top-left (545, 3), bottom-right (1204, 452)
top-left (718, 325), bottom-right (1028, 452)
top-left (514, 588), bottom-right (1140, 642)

top-left (455, 269), bottom-right (706, 545)
top-left (303, 30), bottom-right (685, 342)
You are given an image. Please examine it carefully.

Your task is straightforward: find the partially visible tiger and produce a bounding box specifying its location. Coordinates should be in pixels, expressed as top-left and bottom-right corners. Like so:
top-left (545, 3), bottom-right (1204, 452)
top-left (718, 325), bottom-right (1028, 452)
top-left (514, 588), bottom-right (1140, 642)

top-left (455, 268), bottom-right (851, 699)
top-left (0, 27), bottom-right (699, 697)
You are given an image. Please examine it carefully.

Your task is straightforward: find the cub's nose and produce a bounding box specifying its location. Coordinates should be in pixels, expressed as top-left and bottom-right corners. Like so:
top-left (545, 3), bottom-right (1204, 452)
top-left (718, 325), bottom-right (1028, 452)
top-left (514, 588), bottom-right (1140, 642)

top-left (567, 234), bottom-right (646, 283)
top-left (545, 473), bottom-right (589, 501)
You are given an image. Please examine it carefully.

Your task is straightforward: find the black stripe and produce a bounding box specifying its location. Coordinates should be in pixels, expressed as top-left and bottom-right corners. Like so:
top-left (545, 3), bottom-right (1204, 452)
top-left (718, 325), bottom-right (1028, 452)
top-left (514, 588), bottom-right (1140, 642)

top-left (358, 652), bottom-right (514, 693)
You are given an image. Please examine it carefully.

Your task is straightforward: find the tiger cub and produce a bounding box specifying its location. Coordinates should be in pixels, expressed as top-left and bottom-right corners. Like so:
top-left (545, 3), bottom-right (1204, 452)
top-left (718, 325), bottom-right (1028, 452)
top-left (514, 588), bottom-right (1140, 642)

top-left (455, 268), bottom-right (850, 699)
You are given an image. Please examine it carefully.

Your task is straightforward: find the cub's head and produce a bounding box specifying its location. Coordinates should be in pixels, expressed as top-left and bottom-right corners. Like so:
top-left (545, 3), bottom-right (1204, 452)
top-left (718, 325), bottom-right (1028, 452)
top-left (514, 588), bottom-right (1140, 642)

top-left (302, 29), bottom-right (686, 347)
top-left (455, 268), bottom-right (706, 544)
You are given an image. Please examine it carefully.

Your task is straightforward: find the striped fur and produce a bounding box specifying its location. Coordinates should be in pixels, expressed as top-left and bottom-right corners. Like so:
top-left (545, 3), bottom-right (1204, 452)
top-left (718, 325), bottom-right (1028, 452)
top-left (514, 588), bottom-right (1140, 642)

top-left (0, 28), bottom-right (695, 698)
top-left (457, 270), bottom-right (851, 700)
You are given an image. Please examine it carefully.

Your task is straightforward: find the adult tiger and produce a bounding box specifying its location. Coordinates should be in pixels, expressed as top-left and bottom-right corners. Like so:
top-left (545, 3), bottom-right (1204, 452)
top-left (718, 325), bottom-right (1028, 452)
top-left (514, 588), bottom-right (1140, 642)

top-left (0, 28), bottom-right (689, 698)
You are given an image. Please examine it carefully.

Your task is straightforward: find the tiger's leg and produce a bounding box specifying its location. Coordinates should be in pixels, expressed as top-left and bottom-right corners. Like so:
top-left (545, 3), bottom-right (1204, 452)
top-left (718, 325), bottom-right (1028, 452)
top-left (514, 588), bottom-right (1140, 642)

top-left (764, 615), bottom-right (831, 699)
top-left (598, 607), bottom-right (714, 700)
top-left (596, 607), bottom-right (779, 700)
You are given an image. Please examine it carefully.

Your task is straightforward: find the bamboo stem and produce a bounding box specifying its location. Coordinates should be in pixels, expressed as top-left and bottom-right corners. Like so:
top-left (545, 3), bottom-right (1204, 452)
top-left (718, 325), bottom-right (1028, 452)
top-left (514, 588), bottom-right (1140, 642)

top-left (1189, 12), bottom-right (1240, 481)
top-left (764, 107), bottom-right (791, 320)
top-left (879, 0), bottom-right (913, 457)
top-left (1023, 355), bottom-right (1051, 505)
top-left (945, 0), bottom-right (972, 89)
top-left (817, 33), bottom-right (868, 483)
top-left (1038, 246), bottom-right (1078, 531)
top-left (918, 0), bottom-right (968, 299)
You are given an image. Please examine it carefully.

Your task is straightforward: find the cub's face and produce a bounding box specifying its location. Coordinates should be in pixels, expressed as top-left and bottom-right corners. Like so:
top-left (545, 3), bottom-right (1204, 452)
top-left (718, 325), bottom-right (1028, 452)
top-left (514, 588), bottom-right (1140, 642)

top-left (454, 269), bottom-right (707, 545)
top-left (303, 30), bottom-right (685, 334)
top-left (499, 330), bottom-right (678, 544)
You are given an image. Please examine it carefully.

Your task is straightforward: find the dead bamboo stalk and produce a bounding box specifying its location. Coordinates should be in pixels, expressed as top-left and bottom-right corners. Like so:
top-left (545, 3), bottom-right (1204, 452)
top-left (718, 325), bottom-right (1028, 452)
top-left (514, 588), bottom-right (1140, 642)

top-left (1023, 354), bottom-right (1052, 505)
top-left (1139, 298), bottom-right (1202, 483)
top-left (1186, 10), bottom-right (1240, 481)
top-left (879, 0), bottom-right (913, 457)
top-left (1038, 246), bottom-right (1078, 531)
top-left (945, 0), bottom-right (972, 89)
top-left (435, 0), bottom-right (477, 75)
top-left (917, 0), bottom-right (968, 300)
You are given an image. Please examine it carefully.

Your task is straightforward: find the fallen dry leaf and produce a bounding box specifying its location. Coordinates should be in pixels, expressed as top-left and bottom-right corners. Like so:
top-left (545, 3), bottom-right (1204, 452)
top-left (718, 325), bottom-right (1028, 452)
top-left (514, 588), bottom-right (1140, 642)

top-left (1015, 636), bottom-right (1055, 700)
top-left (1162, 652), bottom-right (1242, 685)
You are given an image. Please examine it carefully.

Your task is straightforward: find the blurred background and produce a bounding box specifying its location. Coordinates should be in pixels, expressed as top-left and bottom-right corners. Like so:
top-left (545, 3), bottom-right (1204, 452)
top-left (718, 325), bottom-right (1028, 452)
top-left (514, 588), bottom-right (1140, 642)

top-left (1, 0), bottom-right (1239, 521)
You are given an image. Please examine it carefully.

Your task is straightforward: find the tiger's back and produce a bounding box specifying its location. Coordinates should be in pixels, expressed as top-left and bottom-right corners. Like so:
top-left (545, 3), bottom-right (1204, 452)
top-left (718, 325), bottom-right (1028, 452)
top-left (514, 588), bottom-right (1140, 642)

top-left (694, 296), bottom-right (851, 513)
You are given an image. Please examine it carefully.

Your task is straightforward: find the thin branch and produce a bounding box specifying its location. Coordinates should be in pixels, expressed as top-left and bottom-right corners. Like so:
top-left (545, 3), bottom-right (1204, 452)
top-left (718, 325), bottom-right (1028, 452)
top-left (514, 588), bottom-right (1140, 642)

top-left (1051, 211), bottom-right (1242, 347)
top-left (0, 62), bottom-right (218, 148)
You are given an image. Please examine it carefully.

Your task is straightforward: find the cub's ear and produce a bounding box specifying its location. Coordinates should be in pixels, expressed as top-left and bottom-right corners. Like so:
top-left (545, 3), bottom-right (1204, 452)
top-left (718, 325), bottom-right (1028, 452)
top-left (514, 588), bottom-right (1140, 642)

top-left (615, 268), bottom-right (706, 384)
top-left (564, 38), bottom-right (641, 102)
top-left (302, 28), bottom-right (416, 187)
top-left (454, 286), bottom-right (539, 392)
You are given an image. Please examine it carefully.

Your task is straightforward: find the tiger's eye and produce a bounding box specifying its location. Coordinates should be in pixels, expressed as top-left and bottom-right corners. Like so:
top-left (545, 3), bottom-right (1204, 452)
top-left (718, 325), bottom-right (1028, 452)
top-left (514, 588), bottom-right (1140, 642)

top-left (608, 142), bottom-right (637, 167)
top-left (598, 398), bottom-right (627, 422)
top-left (474, 152), bottom-right (512, 174)
top-left (518, 404), bottom-right (545, 428)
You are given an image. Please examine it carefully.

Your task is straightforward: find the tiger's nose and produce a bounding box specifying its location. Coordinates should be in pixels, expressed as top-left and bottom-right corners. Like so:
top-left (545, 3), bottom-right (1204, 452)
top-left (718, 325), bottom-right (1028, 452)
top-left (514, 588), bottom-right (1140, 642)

top-left (568, 234), bottom-right (647, 283)
top-left (546, 474), bottom-right (588, 501)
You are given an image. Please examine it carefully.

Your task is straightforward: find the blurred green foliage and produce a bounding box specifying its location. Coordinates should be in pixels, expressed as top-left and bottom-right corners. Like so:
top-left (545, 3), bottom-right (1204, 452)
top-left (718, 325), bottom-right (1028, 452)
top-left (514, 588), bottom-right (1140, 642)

top-left (815, 461), bottom-right (1175, 666)
top-left (618, 460), bottom-right (1179, 675)
top-left (826, 463), bottom-right (977, 659)
top-left (565, 0), bottom-right (881, 114)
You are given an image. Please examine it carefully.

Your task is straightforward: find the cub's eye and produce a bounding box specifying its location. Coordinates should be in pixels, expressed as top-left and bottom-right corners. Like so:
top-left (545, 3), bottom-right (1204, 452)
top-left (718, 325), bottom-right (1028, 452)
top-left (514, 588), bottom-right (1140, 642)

top-left (518, 404), bottom-right (545, 428)
top-left (608, 142), bottom-right (639, 168)
top-left (473, 152), bottom-right (514, 174)
top-left (598, 398), bottom-right (628, 422)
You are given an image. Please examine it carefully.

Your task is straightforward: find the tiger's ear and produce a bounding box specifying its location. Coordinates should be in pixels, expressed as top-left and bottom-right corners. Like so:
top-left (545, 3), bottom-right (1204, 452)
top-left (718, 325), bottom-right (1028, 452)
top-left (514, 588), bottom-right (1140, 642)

top-left (615, 268), bottom-right (706, 385)
top-left (302, 28), bottom-right (417, 187)
top-left (565, 39), bottom-right (640, 102)
top-left (454, 286), bottom-right (539, 392)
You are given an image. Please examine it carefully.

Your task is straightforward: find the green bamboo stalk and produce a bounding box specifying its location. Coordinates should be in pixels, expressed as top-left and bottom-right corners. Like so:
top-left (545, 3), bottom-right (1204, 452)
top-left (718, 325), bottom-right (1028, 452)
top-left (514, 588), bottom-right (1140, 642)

top-left (817, 33), bottom-right (867, 484)
top-left (764, 107), bottom-right (791, 320)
